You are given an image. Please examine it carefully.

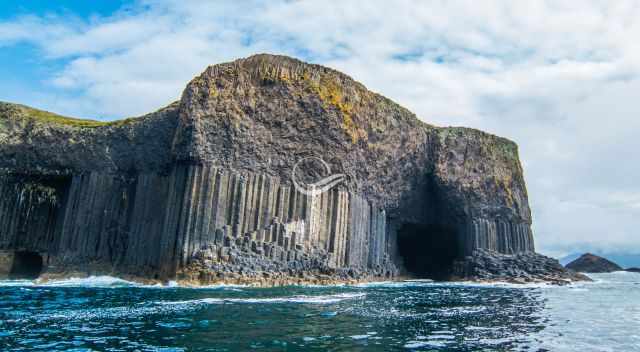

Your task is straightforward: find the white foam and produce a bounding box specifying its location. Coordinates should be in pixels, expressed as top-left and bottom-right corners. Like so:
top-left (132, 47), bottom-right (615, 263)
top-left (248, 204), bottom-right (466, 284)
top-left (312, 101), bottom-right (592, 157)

top-left (349, 331), bottom-right (377, 340)
top-left (0, 279), bottom-right (34, 287)
top-left (36, 276), bottom-right (140, 288)
top-left (403, 279), bottom-right (434, 283)
top-left (198, 283), bottom-right (248, 291)
top-left (155, 292), bottom-right (366, 306)
top-left (404, 340), bottom-right (446, 348)
top-left (446, 281), bottom-right (560, 289)
top-left (0, 277), bottom-right (250, 290)
top-left (351, 279), bottom-right (567, 289)
top-left (349, 335), bottom-right (371, 340)
top-left (0, 276), bottom-right (146, 288)
top-left (353, 281), bottom-right (434, 288)
top-left (428, 334), bottom-right (456, 340)
top-left (2, 275), bottom-right (591, 290)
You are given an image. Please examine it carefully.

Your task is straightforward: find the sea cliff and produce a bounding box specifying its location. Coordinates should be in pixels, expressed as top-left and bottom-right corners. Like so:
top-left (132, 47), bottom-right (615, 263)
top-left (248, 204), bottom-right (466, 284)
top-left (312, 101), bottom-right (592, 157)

top-left (0, 54), bottom-right (581, 284)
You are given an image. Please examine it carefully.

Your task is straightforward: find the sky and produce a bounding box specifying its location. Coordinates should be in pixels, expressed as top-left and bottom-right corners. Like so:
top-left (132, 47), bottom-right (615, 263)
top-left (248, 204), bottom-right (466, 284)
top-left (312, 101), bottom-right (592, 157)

top-left (1, 1), bottom-right (638, 258)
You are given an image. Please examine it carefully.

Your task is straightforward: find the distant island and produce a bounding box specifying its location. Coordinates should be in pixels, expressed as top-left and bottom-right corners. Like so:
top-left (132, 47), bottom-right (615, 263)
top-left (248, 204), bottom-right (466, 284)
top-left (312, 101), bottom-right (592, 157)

top-left (565, 253), bottom-right (640, 274)
top-left (565, 253), bottom-right (622, 273)
top-left (0, 54), bottom-right (586, 285)
top-left (560, 252), bottom-right (640, 268)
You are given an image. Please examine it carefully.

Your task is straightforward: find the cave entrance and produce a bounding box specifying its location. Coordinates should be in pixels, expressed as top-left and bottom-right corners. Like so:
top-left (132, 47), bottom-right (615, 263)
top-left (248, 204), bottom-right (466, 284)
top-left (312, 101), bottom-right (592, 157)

top-left (396, 223), bottom-right (461, 280)
top-left (9, 251), bottom-right (44, 279)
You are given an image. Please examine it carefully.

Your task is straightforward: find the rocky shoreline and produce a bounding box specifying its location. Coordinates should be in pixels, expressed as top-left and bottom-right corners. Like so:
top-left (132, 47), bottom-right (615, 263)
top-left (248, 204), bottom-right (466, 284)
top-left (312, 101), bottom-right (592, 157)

top-left (36, 247), bottom-right (590, 288)
top-left (35, 270), bottom-right (588, 288)
top-left (453, 249), bottom-right (591, 285)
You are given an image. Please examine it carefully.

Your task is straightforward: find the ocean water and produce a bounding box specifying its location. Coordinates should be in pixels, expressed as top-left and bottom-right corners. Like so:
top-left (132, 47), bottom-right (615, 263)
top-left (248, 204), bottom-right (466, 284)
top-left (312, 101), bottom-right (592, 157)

top-left (0, 273), bottom-right (638, 351)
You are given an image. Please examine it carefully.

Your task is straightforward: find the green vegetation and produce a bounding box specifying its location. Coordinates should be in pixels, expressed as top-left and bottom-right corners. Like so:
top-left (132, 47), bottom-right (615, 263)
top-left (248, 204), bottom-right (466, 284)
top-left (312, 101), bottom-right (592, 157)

top-left (21, 106), bottom-right (109, 128)
top-left (0, 102), bottom-right (138, 129)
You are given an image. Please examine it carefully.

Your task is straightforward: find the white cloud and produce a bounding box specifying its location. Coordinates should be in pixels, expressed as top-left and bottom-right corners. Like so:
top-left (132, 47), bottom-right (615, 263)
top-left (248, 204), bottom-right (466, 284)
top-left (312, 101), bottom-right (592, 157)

top-left (1, 0), bottom-right (639, 256)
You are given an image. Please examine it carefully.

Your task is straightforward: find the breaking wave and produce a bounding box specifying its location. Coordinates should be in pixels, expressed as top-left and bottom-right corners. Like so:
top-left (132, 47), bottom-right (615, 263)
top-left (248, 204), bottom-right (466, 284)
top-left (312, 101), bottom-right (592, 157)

top-left (154, 292), bottom-right (366, 306)
top-left (0, 276), bottom-right (250, 290)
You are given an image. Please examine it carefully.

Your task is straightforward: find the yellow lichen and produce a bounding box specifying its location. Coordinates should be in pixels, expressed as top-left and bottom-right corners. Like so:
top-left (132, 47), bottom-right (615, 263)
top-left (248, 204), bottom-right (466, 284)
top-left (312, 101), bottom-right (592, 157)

top-left (209, 85), bottom-right (218, 98)
top-left (258, 64), bottom-right (294, 85)
top-left (246, 64), bottom-right (368, 143)
top-left (494, 174), bottom-right (515, 206)
top-left (306, 73), bottom-right (367, 143)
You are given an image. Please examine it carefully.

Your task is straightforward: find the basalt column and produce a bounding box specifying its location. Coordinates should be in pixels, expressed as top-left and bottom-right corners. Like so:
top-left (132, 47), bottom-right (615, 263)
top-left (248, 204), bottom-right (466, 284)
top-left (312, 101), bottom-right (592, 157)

top-left (0, 54), bottom-right (553, 283)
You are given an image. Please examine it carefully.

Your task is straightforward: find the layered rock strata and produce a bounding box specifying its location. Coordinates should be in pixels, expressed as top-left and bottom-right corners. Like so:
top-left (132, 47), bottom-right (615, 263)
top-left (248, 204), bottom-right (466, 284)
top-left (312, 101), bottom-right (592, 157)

top-left (0, 54), bottom-right (574, 284)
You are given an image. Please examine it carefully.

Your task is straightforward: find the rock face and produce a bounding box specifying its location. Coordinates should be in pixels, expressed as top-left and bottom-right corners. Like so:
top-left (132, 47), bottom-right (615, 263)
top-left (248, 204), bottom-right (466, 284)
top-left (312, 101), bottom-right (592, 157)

top-left (0, 54), bottom-right (578, 284)
top-left (454, 249), bottom-right (590, 284)
top-left (565, 253), bottom-right (623, 273)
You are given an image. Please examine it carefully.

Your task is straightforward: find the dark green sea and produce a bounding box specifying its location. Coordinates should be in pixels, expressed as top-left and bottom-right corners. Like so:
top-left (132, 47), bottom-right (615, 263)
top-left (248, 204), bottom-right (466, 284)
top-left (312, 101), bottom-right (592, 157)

top-left (0, 273), bottom-right (638, 351)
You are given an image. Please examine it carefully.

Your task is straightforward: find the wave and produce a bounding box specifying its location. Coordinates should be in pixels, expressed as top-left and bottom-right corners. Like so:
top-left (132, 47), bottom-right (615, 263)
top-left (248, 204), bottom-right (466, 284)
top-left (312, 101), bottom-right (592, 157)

top-left (0, 276), bottom-right (251, 290)
top-left (2, 275), bottom-right (598, 290)
top-left (37, 276), bottom-right (141, 287)
top-left (352, 280), bottom-right (561, 289)
top-left (446, 281), bottom-right (560, 289)
top-left (580, 272), bottom-right (640, 286)
top-left (0, 276), bottom-right (144, 288)
top-left (154, 292), bottom-right (366, 306)
top-left (353, 281), bottom-right (434, 288)
top-left (404, 340), bottom-right (448, 348)
top-left (0, 279), bottom-right (35, 287)
top-left (7, 293), bottom-right (365, 323)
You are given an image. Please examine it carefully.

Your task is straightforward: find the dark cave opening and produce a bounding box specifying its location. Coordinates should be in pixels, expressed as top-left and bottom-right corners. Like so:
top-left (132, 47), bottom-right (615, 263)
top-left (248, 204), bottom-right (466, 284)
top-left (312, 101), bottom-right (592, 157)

top-left (9, 251), bottom-right (44, 279)
top-left (396, 223), bottom-right (461, 280)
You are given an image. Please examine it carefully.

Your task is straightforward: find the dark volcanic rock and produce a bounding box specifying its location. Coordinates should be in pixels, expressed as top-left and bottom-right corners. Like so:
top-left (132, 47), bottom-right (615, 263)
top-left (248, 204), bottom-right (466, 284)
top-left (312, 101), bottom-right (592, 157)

top-left (565, 253), bottom-right (623, 273)
top-left (626, 267), bottom-right (640, 273)
top-left (0, 54), bottom-right (581, 285)
top-left (454, 249), bottom-right (591, 284)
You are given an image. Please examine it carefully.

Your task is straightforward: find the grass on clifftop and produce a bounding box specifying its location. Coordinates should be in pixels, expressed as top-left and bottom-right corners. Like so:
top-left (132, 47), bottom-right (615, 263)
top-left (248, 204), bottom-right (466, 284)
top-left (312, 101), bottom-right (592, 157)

top-left (0, 102), bottom-right (138, 128)
top-left (20, 106), bottom-right (110, 128)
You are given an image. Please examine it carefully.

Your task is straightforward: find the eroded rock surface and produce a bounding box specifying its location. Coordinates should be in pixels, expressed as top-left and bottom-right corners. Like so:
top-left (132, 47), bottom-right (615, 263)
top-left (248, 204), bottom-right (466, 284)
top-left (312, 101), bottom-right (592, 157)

top-left (0, 54), bottom-right (579, 284)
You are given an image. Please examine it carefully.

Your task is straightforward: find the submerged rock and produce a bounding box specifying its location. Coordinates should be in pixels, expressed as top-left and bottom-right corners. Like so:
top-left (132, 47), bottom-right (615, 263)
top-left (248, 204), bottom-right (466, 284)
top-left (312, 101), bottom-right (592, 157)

top-left (0, 54), bottom-right (581, 285)
top-left (565, 253), bottom-right (623, 273)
